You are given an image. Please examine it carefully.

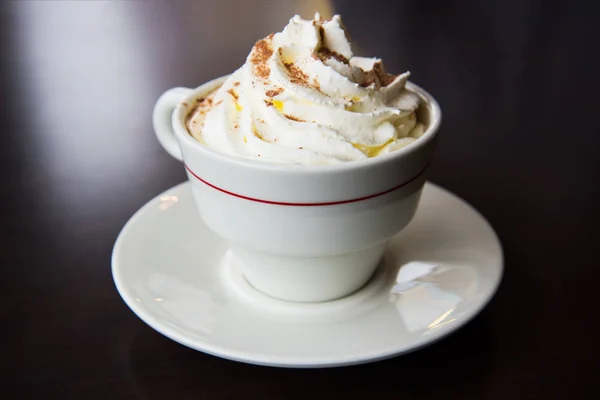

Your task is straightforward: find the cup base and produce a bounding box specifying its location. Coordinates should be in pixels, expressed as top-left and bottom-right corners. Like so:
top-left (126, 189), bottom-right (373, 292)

top-left (229, 243), bottom-right (386, 303)
top-left (220, 249), bottom-right (390, 322)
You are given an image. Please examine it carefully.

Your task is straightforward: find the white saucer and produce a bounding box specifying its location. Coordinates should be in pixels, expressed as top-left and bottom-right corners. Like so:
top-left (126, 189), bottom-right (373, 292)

top-left (112, 181), bottom-right (503, 368)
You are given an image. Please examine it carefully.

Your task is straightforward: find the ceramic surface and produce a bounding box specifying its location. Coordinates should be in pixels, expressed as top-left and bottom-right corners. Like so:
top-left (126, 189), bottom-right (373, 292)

top-left (112, 181), bottom-right (503, 368)
top-left (152, 77), bottom-right (442, 302)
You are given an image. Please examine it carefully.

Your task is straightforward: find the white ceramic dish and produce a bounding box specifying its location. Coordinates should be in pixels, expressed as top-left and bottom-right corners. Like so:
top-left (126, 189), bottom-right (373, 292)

top-left (112, 181), bottom-right (503, 368)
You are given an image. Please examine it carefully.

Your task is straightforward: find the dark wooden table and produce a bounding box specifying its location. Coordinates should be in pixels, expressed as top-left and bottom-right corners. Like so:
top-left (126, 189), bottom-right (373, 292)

top-left (1, 0), bottom-right (598, 398)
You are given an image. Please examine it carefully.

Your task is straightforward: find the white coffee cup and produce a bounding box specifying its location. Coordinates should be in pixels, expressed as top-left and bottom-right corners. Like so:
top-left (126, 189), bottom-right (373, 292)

top-left (153, 75), bottom-right (441, 303)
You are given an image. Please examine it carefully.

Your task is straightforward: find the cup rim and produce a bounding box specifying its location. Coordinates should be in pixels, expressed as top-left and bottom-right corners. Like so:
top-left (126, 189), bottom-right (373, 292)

top-left (173, 75), bottom-right (442, 175)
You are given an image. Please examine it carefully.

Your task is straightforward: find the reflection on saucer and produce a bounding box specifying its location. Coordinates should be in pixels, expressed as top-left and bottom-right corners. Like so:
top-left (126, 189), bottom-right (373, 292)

top-left (158, 194), bottom-right (179, 211)
top-left (390, 262), bottom-right (478, 334)
top-left (144, 273), bottom-right (219, 336)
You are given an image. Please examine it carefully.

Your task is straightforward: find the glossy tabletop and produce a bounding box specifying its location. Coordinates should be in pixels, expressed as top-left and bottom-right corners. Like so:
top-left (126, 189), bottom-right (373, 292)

top-left (1, 0), bottom-right (598, 398)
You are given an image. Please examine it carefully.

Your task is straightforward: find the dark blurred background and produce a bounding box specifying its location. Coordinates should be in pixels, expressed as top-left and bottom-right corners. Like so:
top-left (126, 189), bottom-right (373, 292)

top-left (1, 0), bottom-right (599, 398)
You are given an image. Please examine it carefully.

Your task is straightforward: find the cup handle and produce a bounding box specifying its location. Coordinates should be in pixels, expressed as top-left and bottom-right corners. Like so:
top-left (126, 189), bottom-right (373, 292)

top-left (152, 87), bottom-right (193, 161)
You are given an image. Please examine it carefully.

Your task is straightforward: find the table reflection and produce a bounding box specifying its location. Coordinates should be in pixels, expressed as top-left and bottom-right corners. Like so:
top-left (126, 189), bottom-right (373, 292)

top-left (8, 0), bottom-right (334, 231)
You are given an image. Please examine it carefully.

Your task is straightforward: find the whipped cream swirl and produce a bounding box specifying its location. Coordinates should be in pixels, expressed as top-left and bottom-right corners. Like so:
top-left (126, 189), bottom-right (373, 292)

top-left (187, 13), bottom-right (424, 164)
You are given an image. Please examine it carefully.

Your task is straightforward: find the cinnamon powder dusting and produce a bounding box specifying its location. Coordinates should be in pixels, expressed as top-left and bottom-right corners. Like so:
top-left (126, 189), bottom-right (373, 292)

top-left (252, 127), bottom-right (266, 141)
top-left (312, 77), bottom-right (321, 92)
top-left (379, 73), bottom-right (397, 86)
top-left (359, 63), bottom-right (397, 87)
top-left (284, 113), bottom-right (305, 122)
top-left (250, 39), bottom-right (274, 79)
top-left (186, 92), bottom-right (216, 126)
top-left (316, 48), bottom-right (349, 64)
top-left (265, 88), bottom-right (283, 97)
top-left (314, 25), bottom-right (349, 63)
top-left (284, 62), bottom-right (310, 86)
top-left (227, 88), bottom-right (239, 99)
top-left (359, 72), bottom-right (397, 88)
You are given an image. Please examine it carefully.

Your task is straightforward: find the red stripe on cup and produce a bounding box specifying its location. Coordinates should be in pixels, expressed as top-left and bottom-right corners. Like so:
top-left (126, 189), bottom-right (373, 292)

top-left (184, 163), bottom-right (429, 207)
